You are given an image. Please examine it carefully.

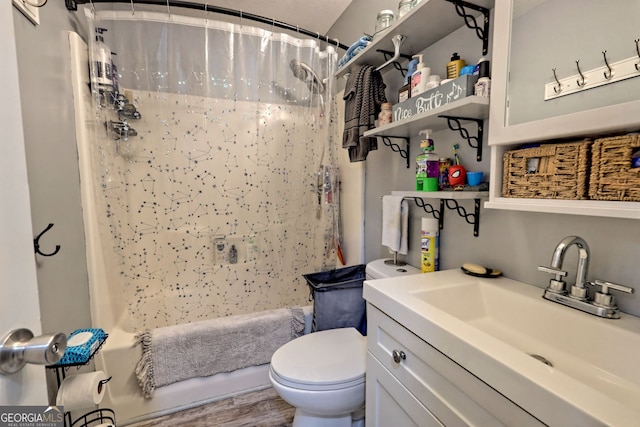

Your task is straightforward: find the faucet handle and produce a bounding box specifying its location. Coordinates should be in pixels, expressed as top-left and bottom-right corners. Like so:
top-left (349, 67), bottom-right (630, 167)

top-left (537, 265), bottom-right (567, 278)
top-left (538, 266), bottom-right (568, 293)
top-left (589, 280), bottom-right (634, 309)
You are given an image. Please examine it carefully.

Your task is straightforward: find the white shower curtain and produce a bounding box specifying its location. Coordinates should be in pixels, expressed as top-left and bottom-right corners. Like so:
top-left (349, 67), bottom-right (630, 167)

top-left (86, 9), bottom-right (340, 331)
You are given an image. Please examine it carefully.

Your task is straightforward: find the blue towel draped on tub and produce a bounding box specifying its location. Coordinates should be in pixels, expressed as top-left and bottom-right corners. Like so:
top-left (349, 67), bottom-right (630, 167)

top-left (135, 307), bottom-right (304, 398)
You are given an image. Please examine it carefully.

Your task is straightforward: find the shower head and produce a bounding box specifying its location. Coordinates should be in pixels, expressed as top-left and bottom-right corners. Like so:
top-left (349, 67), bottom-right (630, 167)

top-left (290, 59), bottom-right (326, 94)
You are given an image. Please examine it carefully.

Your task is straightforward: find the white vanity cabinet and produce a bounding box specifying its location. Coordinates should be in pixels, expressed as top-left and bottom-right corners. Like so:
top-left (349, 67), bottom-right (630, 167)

top-left (365, 304), bottom-right (545, 427)
top-left (486, 0), bottom-right (640, 219)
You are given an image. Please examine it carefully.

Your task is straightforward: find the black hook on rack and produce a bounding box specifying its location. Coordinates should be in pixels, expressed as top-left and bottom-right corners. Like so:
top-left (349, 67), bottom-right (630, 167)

top-left (34, 223), bottom-right (61, 257)
top-left (552, 68), bottom-right (562, 93)
top-left (602, 50), bottom-right (614, 80)
top-left (575, 60), bottom-right (587, 87)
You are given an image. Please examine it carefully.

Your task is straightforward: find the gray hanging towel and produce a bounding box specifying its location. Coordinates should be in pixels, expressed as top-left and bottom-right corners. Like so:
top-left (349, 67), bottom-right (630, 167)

top-left (342, 65), bottom-right (387, 162)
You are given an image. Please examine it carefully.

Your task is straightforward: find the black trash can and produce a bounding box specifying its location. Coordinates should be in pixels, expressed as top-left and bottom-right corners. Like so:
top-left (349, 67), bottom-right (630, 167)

top-left (303, 264), bottom-right (367, 336)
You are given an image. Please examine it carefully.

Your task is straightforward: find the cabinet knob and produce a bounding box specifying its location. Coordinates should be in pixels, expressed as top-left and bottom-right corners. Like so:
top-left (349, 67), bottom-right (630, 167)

top-left (392, 349), bottom-right (406, 363)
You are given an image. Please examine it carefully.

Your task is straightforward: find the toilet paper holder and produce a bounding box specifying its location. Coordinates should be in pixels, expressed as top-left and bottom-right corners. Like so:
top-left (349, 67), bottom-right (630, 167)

top-left (0, 328), bottom-right (67, 375)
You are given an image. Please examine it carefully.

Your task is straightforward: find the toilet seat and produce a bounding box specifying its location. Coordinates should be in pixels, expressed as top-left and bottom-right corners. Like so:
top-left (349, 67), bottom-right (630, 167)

top-left (270, 327), bottom-right (366, 391)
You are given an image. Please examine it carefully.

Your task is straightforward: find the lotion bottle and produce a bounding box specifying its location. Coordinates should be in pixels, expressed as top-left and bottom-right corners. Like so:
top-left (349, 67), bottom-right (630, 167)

top-left (410, 54), bottom-right (430, 96)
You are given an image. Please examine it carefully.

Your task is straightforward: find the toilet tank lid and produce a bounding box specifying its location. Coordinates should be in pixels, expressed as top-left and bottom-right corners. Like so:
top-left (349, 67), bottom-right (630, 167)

top-left (271, 328), bottom-right (365, 386)
top-left (366, 258), bottom-right (420, 279)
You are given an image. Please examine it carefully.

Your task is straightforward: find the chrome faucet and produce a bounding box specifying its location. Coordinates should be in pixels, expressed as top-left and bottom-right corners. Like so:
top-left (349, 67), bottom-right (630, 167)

top-left (538, 236), bottom-right (634, 319)
top-left (549, 236), bottom-right (590, 300)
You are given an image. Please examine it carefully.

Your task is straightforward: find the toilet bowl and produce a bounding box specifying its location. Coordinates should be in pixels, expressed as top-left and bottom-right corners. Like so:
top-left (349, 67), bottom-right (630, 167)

top-left (269, 327), bottom-right (366, 427)
top-left (270, 260), bottom-right (420, 427)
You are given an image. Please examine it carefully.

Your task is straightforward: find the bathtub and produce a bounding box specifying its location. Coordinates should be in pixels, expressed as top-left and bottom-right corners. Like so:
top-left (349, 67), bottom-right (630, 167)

top-left (69, 32), bottom-right (314, 426)
top-left (93, 307), bottom-right (313, 425)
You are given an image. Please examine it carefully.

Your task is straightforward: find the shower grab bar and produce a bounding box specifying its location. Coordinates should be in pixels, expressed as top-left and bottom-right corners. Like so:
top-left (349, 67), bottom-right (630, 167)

top-left (65, 0), bottom-right (350, 51)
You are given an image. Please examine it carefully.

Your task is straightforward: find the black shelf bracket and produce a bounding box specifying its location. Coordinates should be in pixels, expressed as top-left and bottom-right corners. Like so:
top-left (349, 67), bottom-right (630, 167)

top-left (442, 198), bottom-right (482, 237)
top-left (409, 197), bottom-right (443, 230)
top-left (446, 0), bottom-right (491, 55)
top-left (439, 115), bottom-right (484, 161)
top-left (380, 136), bottom-right (410, 169)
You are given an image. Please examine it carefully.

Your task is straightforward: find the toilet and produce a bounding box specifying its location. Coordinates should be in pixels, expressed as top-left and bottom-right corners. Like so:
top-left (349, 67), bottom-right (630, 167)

top-left (365, 258), bottom-right (421, 281)
top-left (269, 259), bottom-right (420, 427)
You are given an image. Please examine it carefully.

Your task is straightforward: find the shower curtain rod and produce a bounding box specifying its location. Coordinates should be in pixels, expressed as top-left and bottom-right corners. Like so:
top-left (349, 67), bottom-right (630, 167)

top-left (66, 0), bottom-right (349, 51)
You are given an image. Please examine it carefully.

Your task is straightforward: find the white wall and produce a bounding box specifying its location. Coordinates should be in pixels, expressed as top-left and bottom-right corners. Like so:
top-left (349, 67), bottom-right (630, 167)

top-left (329, 0), bottom-right (640, 316)
top-left (13, 2), bottom-right (91, 335)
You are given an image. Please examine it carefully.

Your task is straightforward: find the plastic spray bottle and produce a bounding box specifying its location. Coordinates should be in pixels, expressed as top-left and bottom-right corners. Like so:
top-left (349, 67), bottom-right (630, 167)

top-left (415, 129), bottom-right (439, 191)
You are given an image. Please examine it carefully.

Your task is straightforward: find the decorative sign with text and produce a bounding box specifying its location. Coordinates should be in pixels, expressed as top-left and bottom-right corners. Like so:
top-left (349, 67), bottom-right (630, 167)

top-left (392, 75), bottom-right (478, 122)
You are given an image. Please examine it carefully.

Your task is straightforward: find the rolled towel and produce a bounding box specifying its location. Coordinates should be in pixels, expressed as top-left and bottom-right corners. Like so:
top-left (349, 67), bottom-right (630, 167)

top-left (338, 36), bottom-right (371, 68)
top-left (381, 195), bottom-right (408, 255)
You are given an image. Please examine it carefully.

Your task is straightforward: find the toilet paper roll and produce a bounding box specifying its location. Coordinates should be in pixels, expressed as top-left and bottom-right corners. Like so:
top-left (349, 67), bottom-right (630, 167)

top-left (56, 371), bottom-right (108, 411)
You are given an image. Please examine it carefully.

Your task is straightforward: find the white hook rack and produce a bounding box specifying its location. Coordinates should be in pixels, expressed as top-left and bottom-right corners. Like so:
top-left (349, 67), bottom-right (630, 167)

top-left (545, 54), bottom-right (640, 100)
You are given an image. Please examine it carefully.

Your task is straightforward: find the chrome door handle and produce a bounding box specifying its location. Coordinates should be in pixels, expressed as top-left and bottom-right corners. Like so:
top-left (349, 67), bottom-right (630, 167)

top-left (0, 329), bottom-right (67, 374)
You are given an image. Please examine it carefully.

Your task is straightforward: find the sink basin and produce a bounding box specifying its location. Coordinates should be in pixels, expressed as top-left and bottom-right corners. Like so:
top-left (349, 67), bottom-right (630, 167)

top-left (363, 269), bottom-right (640, 426)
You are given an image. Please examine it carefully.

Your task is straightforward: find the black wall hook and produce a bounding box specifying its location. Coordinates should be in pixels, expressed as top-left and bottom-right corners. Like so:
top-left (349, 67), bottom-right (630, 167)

top-left (552, 68), bottom-right (562, 93)
top-left (34, 223), bottom-right (61, 257)
top-left (602, 50), bottom-right (614, 79)
top-left (575, 60), bottom-right (586, 87)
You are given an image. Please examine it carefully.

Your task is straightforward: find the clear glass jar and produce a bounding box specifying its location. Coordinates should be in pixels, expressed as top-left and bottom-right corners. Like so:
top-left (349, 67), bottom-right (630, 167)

top-left (398, 0), bottom-right (416, 19)
top-left (375, 10), bottom-right (395, 35)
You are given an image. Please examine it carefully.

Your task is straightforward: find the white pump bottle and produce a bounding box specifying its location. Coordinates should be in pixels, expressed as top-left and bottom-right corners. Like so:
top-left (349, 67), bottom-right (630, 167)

top-left (410, 54), bottom-right (430, 96)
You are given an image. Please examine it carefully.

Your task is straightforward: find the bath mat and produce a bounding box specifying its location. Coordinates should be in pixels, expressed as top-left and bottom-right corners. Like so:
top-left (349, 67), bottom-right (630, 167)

top-left (135, 307), bottom-right (304, 398)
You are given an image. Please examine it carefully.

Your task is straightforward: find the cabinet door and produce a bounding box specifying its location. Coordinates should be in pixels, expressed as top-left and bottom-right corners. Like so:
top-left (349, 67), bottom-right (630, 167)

top-left (367, 305), bottom-right (546, 427)
top-left (366, 353), bottom-right (444, 427)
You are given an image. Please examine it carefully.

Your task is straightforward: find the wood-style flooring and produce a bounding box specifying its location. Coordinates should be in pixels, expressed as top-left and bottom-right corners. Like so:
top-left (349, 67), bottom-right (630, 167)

top-left (127, 387), bottom-right (294, 427)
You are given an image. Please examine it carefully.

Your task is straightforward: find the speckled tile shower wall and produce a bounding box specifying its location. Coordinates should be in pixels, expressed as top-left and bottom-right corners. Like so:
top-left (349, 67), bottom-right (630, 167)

top-left (94, 90), bottom-right (327, 331)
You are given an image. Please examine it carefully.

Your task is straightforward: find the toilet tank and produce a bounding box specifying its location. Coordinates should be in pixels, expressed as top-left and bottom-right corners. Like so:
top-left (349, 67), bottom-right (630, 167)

top-left (366, 258), bottom-right (420, 280)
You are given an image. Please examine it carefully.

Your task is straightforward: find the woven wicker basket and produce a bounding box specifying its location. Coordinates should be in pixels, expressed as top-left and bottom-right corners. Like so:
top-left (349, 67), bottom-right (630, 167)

top-left (502, 140), bottom-right (591, 200)
top-left (589, 134), bottom-right (640, 201)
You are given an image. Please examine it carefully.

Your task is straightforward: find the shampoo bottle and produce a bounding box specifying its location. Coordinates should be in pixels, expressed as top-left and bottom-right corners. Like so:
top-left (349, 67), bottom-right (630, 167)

top-left (91, 28), bottom-right (114, 92)
top-left (446, 52), bottom-right (465, 79)
top-left (415, 129), bottom-right (439, 191)
top-left (410, 54), bottom-right (430, 96)
top-left (421, 217), bottom-right (439, 273)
